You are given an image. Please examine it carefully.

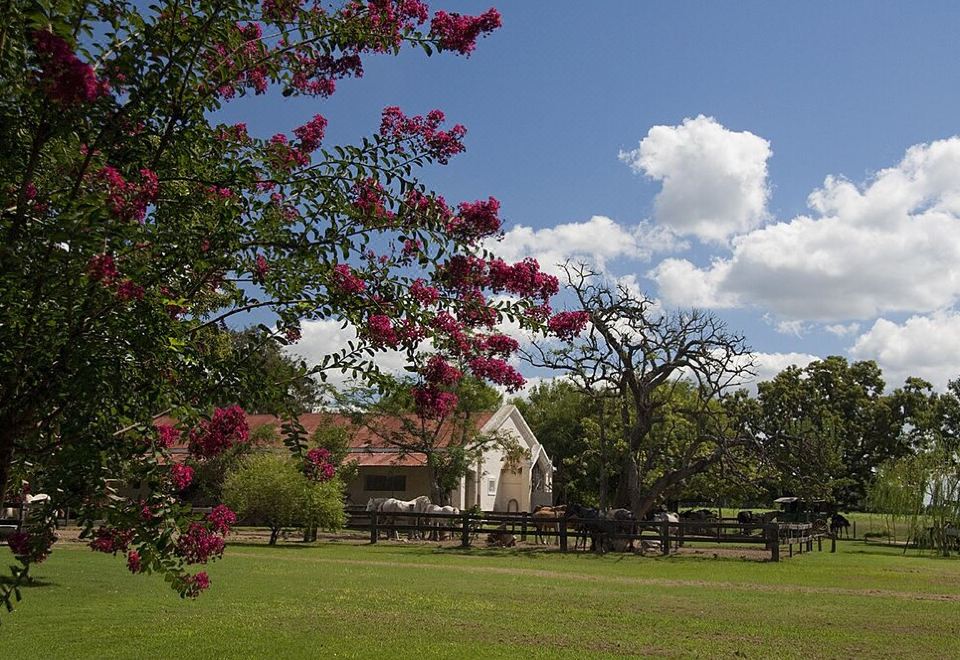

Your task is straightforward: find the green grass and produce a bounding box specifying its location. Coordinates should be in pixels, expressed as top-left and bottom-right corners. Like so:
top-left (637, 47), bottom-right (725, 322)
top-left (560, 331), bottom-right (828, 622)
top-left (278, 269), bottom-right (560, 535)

top-left (3, 538), bottom-right (960, 658)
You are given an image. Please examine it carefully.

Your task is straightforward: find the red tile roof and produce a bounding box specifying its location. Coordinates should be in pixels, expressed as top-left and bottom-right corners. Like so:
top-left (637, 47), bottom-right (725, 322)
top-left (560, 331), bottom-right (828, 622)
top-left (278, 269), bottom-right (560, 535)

top-left (162, 411), bottom-right (496, 467)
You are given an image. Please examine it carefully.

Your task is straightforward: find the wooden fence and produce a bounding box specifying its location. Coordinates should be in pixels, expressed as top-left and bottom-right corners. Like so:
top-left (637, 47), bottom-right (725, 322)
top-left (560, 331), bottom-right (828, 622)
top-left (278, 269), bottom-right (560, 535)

top-left (343, 509), bottom-right (831, 562)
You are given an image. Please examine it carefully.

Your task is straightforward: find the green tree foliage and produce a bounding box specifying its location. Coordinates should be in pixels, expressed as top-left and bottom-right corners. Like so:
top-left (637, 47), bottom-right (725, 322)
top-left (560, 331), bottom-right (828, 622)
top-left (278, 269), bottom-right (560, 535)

top-left (223, 454), bottom-right (343, 545)
top-left (754, 357), bottom-right (908, 507)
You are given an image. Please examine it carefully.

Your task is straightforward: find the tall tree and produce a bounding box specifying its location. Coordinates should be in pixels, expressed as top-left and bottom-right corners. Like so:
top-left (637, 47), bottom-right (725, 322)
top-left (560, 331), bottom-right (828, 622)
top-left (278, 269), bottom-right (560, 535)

top-left (0, 0), bottom-right (569, 609)
top-left (523, 264), bottom-right (755, 518)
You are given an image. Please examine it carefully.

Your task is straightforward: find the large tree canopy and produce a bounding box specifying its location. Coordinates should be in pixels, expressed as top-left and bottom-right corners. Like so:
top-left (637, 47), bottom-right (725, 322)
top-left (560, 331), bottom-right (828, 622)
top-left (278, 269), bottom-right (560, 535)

top-left (0, 0), bottom-right (577, 609)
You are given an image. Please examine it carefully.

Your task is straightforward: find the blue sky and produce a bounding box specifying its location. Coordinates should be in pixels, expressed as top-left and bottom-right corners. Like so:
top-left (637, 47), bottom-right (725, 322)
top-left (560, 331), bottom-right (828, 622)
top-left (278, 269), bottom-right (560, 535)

top-left (226, 2), bottom-right (960, 391)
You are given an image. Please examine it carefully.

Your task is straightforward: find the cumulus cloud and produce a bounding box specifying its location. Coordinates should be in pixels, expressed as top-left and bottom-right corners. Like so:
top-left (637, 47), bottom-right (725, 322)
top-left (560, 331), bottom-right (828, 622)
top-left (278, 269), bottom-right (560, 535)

top-left (650, 136), bottom-right (960, 322)
top-left (491, 215), bottom-right (685, 276)
top-left (287, 319), bottom-right (417, 388)
top-left (850, 312), bottom-right (960, 390)
top-left (620, 115), bottom-right (772, 244)
top-left (728, 351), bottom-right (821, 393)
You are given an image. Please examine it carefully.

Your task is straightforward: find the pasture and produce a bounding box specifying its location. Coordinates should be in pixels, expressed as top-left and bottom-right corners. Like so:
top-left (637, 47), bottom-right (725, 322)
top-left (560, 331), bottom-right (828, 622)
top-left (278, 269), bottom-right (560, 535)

top-left (3, 537), bottom-right (960, 658)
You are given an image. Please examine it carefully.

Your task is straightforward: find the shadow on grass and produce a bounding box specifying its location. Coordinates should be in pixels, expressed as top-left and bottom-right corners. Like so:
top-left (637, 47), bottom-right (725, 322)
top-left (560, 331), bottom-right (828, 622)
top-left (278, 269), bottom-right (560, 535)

top-left (0, 575), bottom-right (58, 589)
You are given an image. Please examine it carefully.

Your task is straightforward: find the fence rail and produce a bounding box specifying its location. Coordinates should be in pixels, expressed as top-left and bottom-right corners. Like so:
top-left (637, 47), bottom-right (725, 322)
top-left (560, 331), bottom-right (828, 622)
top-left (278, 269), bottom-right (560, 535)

top-left (343, 510), bottom-right (831, 562)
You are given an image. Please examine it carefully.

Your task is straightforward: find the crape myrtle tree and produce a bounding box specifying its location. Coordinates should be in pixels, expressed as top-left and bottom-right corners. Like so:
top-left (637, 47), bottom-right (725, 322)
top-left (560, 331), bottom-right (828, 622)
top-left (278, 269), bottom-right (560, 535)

top-left (0, 0), bottom-right (580, 610)
top-left (522, 264), bottom-right (756, 519)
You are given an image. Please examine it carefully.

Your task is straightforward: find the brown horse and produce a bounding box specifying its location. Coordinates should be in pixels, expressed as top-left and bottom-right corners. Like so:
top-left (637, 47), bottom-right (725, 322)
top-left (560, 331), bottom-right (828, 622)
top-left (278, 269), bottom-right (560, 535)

top-left (532, 505), bottom-right (566, 545)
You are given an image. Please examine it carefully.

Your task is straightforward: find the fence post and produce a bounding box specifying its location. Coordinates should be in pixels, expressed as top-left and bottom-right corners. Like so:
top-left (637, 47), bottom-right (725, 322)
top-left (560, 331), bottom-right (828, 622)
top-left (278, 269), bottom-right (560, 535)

top-left (831, 534), bottom-right (837, 553)
top-left (660, 521), bottom-right (670, 556)
top-left (521, 512), bottom-right (528, 543)
top-left (370, 512), bottom-right (378, 545)
top-left (460, 512), bottom-right (471, 548)
top-left (766, 523), bottom-right (779, 562)
top-left (559, 518), bottom-right (568, 552)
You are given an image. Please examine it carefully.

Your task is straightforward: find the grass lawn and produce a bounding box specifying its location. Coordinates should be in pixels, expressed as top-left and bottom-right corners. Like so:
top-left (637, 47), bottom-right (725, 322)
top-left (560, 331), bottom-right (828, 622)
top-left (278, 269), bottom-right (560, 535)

top-left (2, 536), bottom-right (959, 658)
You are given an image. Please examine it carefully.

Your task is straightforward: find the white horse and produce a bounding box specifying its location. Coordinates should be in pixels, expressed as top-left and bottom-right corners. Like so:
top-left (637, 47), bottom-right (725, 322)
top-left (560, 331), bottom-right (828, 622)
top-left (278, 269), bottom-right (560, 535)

top-left (423, 504), bottom-right (460, 540)
top-left (376, 496), bottom-right (433, 540)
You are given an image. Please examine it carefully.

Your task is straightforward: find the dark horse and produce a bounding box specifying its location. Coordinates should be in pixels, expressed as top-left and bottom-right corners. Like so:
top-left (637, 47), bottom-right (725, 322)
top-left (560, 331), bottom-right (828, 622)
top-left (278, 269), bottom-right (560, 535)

top-left (566, 504), bottom-right (602, 551)
top-left (830, 513), bottom-right (851, 538)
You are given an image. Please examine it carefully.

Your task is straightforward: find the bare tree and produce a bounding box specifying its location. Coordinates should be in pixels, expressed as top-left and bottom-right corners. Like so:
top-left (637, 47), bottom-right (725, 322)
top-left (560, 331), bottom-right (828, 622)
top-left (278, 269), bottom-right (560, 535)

top-left (522, 263), bottom-right (756, 518)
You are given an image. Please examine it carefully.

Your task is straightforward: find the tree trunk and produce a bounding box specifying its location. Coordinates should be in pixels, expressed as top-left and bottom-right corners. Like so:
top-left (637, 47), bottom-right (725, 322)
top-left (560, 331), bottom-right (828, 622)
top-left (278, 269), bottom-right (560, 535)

top-left (0, 421), bottom-right (19, 504)
top-left (269, 527), bottom-right (279, 545)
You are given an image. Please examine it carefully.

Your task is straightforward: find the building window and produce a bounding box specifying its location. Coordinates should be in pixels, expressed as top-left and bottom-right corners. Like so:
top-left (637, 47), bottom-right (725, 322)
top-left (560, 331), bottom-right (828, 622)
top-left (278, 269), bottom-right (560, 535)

top-left (365, 475), bottom-right (406, 491)
top-left (487, 478), bottom-right (496, 496)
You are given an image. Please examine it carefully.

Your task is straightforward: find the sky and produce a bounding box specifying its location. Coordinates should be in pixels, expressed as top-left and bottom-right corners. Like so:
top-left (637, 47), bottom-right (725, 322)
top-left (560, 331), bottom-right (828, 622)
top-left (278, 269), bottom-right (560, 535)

top-left (223, 2), bottom-right (960, 392)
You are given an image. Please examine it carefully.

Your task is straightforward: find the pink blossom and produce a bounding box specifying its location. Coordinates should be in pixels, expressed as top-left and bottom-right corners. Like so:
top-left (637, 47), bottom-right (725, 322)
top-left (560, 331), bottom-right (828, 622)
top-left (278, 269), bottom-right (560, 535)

top-left (423, 355), bottom-right (462, 386)
top-left (331, 264), bottom-right (366, 294)
top-left (154, 424), bottom-right (180, 449)
top-left (366, 314), bottom-right (398, 347)
top-left (412, 385), bottom-right (459, 419)
top-left (254, 254), bottom-right (270, 281)
top-left (409, 279), bottom-right (439, 305)
top-left (96, 166), bottom-right (159, 222)
top-left (116, 279), bottom-right (145, 301)
top-left (89, 526), bottom-right (133, 554)
top-left (305, 448), bottom-right (336, 482)
top-left (379, 106), bottom-right (466, 164)
top-left (352, 178), bottom-right (394, 222)
top-left (468, 356), bottom-right (525, 392)
top-left (127, 550), bottom-right (143, 573)
top-left (31, 30), bottom-right (109, 104)
top-left (548, 311), bottom-right (590, 341)
top-left (188, 406), bottom-right (250, 459)
top-left (477, 334), bottom-right (519, 357)
top-left (447, 197), bottom-right (501, 241)
top-left (182, 571), bottom-right (210, 597)
top-left (7, 531), bottom-right (31, 557)
top-left (171, 464), bottom-right (194, 491)
top-left (176, 523), bottom-right (226, 564)
top-left (429, 8), bottom-right (502, 56)
top-left (207, 505), bottom-right (237, 534)
top-left (87, 253), bottom-right (118, 284)
top-left (293, 114), bottom-right (327, 153)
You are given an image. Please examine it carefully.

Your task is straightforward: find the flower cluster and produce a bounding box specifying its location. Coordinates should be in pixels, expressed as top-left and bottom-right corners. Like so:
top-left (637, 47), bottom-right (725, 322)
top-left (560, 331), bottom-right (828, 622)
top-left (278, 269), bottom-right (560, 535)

top-left (207, 22), bottom-right (269, 99)
top-left (89, 526), bottom-right (133, 554)
top-left (176, 522), bottom-right (226, 564)
top-left (31, 30), bottom-right (109, 105)
top-left (171, 464), bottom-right (194, 491)
top-left (340, 0), bottom-right (429, 52)
top-left (423, 355), bottom-right (461, 386)
top-left (96, 166), bottom-right (159, 223)
top-left (253, 254), bottom-right (270, 282)
top-left (180, 571), bottom-right (211, 598)
top-left (154, 424), bottom-right (181, 449)
top-left (404, 189), bottom-right (453, 228)
top-left (331, 264), bottom-right (366, 294)
top-left (305, 448), bottom-right (336, 482)
top-left (206, 505), bottom-right (237, 534)
top-left (6, 529), bottom-right (55, 564)
top-left (366, 314), bottom-right (398, 347)
top-left (437, 255), bottom-right (559, 302)
top-left (446, 197), bottom-right (501, 242)
top-left (87, 254), bottom-right (118, 284)
top-left (467, 356), bottom-right (525, 391)
top-left (476, 333), bottom-right (519, 357)
top-left (410, 279), bottom-right (439, 305)
top-left (412, 385), bottom-right (458, 419)
top-left (126, 550), bottom-right (143, 573)
top-left (352, 178), bottom-right (394, 222)
top-left (116, 279), bottom-right (145, 302)
top-left (288, 52), bottom-right (363, 96)
top-left (292, 114), bottom-right (328, 153)
top-left (187, 406), bottom-right (250, 459)
top-left (548, 311), bottom-right (590, 341)
top-left (429, 8), bottom-right (502, 56)
top-left (379, 107), bottom-right (466, 164)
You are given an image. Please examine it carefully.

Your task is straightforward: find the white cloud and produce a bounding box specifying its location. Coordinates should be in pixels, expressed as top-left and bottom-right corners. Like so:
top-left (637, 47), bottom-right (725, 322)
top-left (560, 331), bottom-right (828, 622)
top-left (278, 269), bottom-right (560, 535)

top-left (850, 312), bottom-right (960, 390)
top-left (287, 319), bottom-right (417, 388)
top-left (491, 215), bottom-right (685, 276)
top-left (650, 136), bottom-right (960, 321)
top-left (620, 115), bottom-right (772, 244)
top-left (824, 322), bottom-right (860, 337)
top-left (729, 351), bottom-right (821, 393)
